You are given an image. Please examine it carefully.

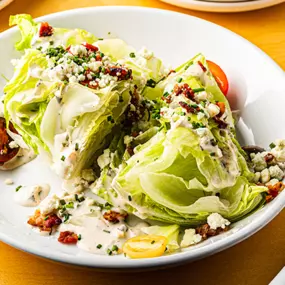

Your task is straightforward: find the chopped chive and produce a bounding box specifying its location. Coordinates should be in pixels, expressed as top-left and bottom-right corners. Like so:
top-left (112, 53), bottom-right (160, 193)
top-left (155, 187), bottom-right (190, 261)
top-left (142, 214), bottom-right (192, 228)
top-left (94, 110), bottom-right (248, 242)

top-left (63, 213), bottom-right (70, 222)
top-left (66, 202), bottom-right (74, 209)
top-left (146, 79), bottom-right (156, 88)
top-left (78, 196), bottom-right (85, 202)
top-left (129, 52), bottom-right (136, 58)
top-left (151, 240), bottom-right (155, 244)
top-left (269, 142), bottom-right (276, 149)
top-left (98, 38), bottom-right (103, 41)
top-left (128, 195), bottom-right (132, 201)
top-left (59, 199), bottom-right (66, 205)
top-left (107, 249), bottom-right (112, 255)
top-left (15, 185), bottom-right (22, 192)
top-left (177, 77), bottom-right (183, 83)
top-left (103, 230), bottom-right (111, 234)
top-left (75, 143), bottom-right (79, 151)
top-left (44, 216), bottom-right (49, 221)
top-left (192, 87), bottom-right (205, 93)
top-left (78, 234), bottom-right (82, 241)
top-left (75, 194), bottom-right (79, 201)
top-left (111, 245), bottom-right (119, 251)
top-left (163, 91), bottom-right (169, 97)
top-left (61, 155), bottom-right (65, 161)
top-left (97, 244), bottom-right (102, 249)
top-left (49, 41), bottom-right (54, 45)
top-left (107, 115), bottom-right (114, 123)
top-left (210, 152), bottom-right (215, 156)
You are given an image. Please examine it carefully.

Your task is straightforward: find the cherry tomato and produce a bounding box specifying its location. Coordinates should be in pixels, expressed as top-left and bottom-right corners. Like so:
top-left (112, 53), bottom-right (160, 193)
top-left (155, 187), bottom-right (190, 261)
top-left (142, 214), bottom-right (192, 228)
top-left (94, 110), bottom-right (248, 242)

top-left (206, 60), bottom-right (229, 96)
top-left (123, 235), bottom-right (167, 259)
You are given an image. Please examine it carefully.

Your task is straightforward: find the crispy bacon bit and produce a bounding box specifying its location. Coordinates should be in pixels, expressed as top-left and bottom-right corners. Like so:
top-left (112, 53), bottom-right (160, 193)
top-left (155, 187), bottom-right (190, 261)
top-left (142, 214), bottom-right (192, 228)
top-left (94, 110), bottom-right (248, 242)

top-left (106, 66), bottom-right (132, 80)
top-left (39, 22), bottom-right (53, 37)
top-left (58, 231), bottom-right (78, 244)
top-left (126, 146), bottom-right (134, 156)
top-left (173, 83), bottom-right (195, 100)
top-left (0, 117), bottom-right (20, 165)
top-left (131, 132), bottom-right (139, 137)
top-left (216, 102), bottom-right (226, 116)
top-left (196, 223), bottom-right (230, 240)
top-left (213, 116), bottom-right (228, 129)
top-left (80, 79), bottom-right (98, 89)
top-left (161, 96), bottom-right (172, 104)
top-left (179, 101), bottom-right (195, 113)
top-left (27, 210), bottom-right (62, 232)
top-left (96, 54), bottom-right (102, 61)
top-left (198, 61), bottom-right (207, 72)
top-left (264, 153), bottom-right (275, 163)
top-left (266, 182), bottom-right (285, 203)
top-left (103, 210), bottom-right (128, 224)
top-left (82, 43), bottom-right (98, 52)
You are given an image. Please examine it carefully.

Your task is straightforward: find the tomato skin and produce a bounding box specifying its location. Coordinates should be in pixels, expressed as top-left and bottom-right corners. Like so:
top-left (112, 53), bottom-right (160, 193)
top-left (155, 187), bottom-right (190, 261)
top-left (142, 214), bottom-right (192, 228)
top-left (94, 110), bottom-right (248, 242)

top-left (206, 60), bottom-right (229, 96)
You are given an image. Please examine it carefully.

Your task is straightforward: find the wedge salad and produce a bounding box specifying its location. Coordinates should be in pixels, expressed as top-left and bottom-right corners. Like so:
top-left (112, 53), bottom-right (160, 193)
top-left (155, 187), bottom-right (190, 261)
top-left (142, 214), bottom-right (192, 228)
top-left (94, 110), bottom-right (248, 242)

top-left (1, 14), bottom-right (285, 259)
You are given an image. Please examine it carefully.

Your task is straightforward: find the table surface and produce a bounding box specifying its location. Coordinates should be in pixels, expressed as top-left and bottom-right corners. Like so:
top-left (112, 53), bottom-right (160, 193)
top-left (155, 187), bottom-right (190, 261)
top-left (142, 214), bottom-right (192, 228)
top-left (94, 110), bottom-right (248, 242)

top-left (0, 0), bottom-right (285, 284)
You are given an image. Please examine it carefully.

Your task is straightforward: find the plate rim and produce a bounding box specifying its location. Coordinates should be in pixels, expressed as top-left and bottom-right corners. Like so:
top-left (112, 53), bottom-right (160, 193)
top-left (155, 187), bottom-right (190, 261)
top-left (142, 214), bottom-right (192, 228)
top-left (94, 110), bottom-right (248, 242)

top-left (0, 6), bottom-right (285, 269)
top-left (159, 0), bottom-right (285, 13)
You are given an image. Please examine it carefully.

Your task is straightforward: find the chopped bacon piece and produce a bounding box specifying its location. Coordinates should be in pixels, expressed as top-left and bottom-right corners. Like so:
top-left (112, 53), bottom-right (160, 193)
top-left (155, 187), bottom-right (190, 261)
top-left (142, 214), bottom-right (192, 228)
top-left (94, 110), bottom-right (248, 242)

top-left (103, 210), bottom-right (128, 224)
top-left (196, 223), bottom-right (229, 240)
top-left (264, 153), bottom-right (275, 163)
top-left (216, 102), bottom-right (226, 116)
top-left (82, 43), bottom-right (98, 52)
top-left (58, 231), bottom-right (78, 244)
top-left (173, 83), bottom-right (195, 100)
top-left (198, 61), bottom-right (207, 72)
top-left (179, 101), bottom-right (196, 113)
top-left (126, 146), bottom-right (134, 156)
top-left (213, 116), bottom-right (228, 129)
top-left (266, 182), bottom-right (285, 203)
top-left (106, 66), bottom-right (132, 80)
top-left (0, 117), bottom-right (20, 164)
top-left (80, 79), bottom-right (98, 89)
top-left (161, 96), bottom-right (172, 104)
top-left (27, 210), bottom-right (62, 232)
top-left (39, 22), bottom-right (53, 37)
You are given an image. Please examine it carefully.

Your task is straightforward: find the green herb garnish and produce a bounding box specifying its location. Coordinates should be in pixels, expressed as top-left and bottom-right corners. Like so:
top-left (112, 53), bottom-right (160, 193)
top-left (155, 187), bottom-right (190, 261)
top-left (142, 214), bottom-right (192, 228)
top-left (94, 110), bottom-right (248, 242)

top-left (78, 234), bottom-right (82, 241)
top-left (269, 142), bottom-right (276, 149)
top-left (97, 244), bottom-right (102, 249)
top-left (177, 77), bottom-right (183, 83)
top-left (128, 195), bottom-right (132, 201)
top-left (146, 79), bottom-right (156, 88)
top-left (61, 155), bottom-right (65, 161)
top-left (111, 245), bottom-right (119, 251)
top-left (129, 52), bottom-right (136, 58)
top-left (15, 185), bottom-right (22, 192)
top-left (192, 88), bottom-right (205, 93)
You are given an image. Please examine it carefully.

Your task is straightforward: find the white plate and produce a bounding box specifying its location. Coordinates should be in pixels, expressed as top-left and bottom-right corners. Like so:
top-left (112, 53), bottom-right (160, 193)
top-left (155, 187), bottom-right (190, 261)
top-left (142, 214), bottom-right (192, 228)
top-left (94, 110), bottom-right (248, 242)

top-left (0, 0), bottom-right (14, 11)
top-left (160, 0), bottom-right (285, 12)
top-left (0, 6), bottom-right (285, 270)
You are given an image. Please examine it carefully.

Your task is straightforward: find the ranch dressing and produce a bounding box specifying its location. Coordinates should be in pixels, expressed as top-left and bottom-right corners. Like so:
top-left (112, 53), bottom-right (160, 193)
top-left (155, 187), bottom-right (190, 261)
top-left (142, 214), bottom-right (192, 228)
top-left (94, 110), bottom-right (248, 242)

top-left (14, 184), bottom-right (50, 207)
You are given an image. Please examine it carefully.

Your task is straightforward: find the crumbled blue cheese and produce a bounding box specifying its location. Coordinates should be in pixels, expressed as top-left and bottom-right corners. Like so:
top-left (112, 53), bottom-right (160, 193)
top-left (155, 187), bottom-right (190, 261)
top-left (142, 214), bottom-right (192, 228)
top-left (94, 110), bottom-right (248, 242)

top-left (252, 152), bottom-right (267, 171)
top-left (268, 165), bottom-right (284, 180)
top-left (271, 139), bottom-right (285, 162)
top-left (137, 47), bottom-right (154, 60)
top-left (253, 172), bottom-right (261, 183)
top-left (4, 178), bottom-right (14, 185)
top-left (260, 168), bottom-right (270, 183)
top-left (97, 149), bottom-right (111, 169)
top-left (8, 141), bottom-right (19, 149)
top-left (195, 91), bottom-right (208, 101)
top-left (180, 229), bottom-right (202, 247)
top-left (206, 103), bottom-right (220, 118)
top-left (266, 178), bottom-right (279, 186)
top-left (207, 213), bottom-right (230, 230)
top-left (39, 194), bottom-right (60, 215)
top-left (69, 45), bottom-right (88, 56)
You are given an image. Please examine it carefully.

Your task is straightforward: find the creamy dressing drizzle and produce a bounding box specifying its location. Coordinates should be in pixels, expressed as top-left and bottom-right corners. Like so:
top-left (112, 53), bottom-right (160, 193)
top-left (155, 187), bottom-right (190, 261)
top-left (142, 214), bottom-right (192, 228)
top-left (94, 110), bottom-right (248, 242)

top-left (14, 184), bottom-right (50, 207)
